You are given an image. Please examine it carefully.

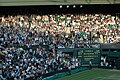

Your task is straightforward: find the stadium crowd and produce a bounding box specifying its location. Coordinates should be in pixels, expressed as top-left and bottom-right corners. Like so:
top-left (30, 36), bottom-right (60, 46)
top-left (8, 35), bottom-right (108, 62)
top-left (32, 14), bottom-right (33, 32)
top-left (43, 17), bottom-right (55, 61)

top-left (0, 14), bottom-right (120, 80)
top-left (0, 14), bottom-right (120, 48)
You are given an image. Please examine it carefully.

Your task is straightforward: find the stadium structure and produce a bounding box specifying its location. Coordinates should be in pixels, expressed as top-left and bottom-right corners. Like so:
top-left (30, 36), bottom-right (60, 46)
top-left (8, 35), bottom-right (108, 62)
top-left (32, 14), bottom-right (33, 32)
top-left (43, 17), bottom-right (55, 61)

top-left (0, 0), bottom-right (120, 80)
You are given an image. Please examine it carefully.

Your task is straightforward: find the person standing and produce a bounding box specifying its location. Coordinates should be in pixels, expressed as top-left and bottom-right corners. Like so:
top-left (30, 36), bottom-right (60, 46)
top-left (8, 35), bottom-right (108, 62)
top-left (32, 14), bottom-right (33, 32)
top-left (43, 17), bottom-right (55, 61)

top-left (89, 60), bottom-right (92, 69)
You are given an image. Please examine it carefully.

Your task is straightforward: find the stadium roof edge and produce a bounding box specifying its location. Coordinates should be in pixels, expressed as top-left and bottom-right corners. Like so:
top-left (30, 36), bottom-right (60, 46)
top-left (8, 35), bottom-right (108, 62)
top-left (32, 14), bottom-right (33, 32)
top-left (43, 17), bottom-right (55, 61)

top-left (0, 0), bottom-right (120, 6)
